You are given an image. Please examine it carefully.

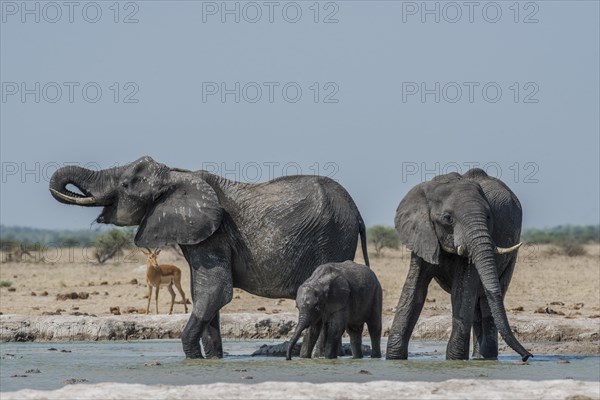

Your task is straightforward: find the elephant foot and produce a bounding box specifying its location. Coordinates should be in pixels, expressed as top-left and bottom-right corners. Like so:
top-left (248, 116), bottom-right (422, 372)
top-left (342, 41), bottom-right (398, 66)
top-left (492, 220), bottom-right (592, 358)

top-left (472, 355), bottom-right (499, 361)
top-left (385, 353), bottom-right (408, 360)
top-left (385, 336), bottom-right (409, 360)
top-left (182, 314), bottom-right (205, 359)
top-left (184, 350), bottom-right (204, 359)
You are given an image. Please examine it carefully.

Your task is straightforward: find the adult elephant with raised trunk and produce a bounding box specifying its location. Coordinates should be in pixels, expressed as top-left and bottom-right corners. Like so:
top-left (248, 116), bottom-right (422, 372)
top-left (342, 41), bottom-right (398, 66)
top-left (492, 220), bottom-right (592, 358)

top-left (50, 156), bottom-right (370, 359)
top-left (386, 169), bottom-right (532, 362)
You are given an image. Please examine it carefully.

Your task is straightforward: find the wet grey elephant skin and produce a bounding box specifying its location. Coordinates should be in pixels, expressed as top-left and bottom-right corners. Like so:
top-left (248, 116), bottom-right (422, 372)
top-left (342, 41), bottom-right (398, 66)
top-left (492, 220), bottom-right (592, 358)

top-left (386, 169), bottom-right (532, 362)
top-left (286, 261), bottom-right (382, 360)
top-left (49, 156), bottom-right (370, 359)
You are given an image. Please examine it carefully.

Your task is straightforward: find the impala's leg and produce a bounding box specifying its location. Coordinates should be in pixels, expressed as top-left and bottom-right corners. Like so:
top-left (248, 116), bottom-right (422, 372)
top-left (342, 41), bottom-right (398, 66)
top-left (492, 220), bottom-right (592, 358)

top-left (146, 285), bottom-right (153, 314)
top-left (174, 279), bottom-right (188, 313)
top-left (167, 284), bottom-right (176, 315)
top-left (155, 285), bottom-right (160, 314)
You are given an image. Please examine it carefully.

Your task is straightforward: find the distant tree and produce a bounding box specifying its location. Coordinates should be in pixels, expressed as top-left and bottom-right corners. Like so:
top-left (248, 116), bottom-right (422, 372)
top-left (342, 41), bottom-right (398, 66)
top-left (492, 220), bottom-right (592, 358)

top-left (93, 229), bottom-right (134, 264)
top-left (521, 225), bottom-right (599, 245)
top-left (368, 225), bottom-right (400, 257)
top-left (0, 240), bottom-right (32, 262)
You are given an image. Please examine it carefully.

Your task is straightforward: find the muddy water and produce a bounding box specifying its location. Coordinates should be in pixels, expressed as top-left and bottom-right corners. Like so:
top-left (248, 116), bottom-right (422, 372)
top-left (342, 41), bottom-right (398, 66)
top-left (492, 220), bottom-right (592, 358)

top-left (1, 340), bottom-right (598, 392)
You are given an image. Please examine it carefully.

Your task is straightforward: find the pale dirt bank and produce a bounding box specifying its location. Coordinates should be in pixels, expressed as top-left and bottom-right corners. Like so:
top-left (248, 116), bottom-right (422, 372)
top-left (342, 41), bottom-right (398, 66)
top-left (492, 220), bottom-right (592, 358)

top-left (3, 380), bottom-right (599, 400)
top-left (1, 312), bottom-right (598, 355)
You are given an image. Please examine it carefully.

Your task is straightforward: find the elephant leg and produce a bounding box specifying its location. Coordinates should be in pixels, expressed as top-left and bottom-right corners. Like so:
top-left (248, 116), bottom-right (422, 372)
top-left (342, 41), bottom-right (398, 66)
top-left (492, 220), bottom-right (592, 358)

top-left (300, 321), bottom-right (322, 358)
top-left (386, 254), bottom-right (433, 359)
top-left (367, 314), bottom-right (382, 359)
top-left (476, 296), bottom-right (499, 359)
top-left (472, 299), bottom-right (484, 359)
top-left (347, 324), bottom-right (364, 359)
top-left (324, 313), bottom-right (346, 359)
top-left (336, 338), bottom-right (344, 357)
top-left (446, 262), bottom-right (480, 360)
top-left (182, 313), bottom-right (206, 358)
top-left (201, 312), bottom-right (224, 358)
top-left (167, 285), bottom-right (176, 315)
top-left (181, 260), bottom-right (233, 359)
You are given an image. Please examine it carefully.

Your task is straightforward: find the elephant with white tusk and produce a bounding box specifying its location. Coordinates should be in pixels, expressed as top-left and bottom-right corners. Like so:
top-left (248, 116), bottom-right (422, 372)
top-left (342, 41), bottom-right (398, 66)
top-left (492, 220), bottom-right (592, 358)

top-left (386, 168), bottom-right (532, 362)
top-left (49, 156), bottom-right (370, 359)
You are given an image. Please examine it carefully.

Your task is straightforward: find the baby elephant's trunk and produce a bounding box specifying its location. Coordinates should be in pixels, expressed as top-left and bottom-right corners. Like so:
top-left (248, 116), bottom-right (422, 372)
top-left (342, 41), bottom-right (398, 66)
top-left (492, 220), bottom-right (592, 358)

top-left (286, 318), bottom-right (307, 360)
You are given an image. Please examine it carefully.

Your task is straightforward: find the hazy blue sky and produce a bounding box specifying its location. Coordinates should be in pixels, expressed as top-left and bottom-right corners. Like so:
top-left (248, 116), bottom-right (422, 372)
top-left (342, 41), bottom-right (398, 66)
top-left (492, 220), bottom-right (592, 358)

top-left (1, 1), bottom-right (598, 230)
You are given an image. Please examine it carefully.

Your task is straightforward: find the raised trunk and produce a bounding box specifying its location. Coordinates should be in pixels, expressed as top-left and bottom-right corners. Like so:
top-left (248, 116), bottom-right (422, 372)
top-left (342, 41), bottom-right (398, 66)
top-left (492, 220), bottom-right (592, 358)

top-left (286, 317), bottom-right (308, 360)
top-left (467, 223), bottom-right (532, 362)
top-left (49, 165), bottom-right (117, 206)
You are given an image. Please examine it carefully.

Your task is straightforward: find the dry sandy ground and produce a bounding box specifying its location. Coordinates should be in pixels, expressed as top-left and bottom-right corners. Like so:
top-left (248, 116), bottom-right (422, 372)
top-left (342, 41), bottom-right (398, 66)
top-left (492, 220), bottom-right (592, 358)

top-left (0, 244), bottom-right (599, 353)
top-left (1, 244), bottom-right (599, 321)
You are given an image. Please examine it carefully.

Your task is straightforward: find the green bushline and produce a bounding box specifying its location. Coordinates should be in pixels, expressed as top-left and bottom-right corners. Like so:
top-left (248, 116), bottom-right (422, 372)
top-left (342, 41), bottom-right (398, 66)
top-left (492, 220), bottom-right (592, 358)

top-left (1, 224), bottom-right (598, 248)
top-left (0, 225), bottom-right (135, 248)
top-left (520, 225), bottom-right (599, 245)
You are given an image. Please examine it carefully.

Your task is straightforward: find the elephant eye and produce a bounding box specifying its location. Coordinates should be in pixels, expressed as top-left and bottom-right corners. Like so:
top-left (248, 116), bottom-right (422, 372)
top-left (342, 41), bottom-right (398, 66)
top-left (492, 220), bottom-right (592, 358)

top-left (442, 213), bottom-right (453, 225)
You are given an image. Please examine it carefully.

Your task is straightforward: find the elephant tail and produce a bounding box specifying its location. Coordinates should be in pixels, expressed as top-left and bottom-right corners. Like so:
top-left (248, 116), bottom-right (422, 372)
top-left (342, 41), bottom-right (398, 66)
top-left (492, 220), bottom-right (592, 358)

top-left (358, 215), bottom-right (370, 267)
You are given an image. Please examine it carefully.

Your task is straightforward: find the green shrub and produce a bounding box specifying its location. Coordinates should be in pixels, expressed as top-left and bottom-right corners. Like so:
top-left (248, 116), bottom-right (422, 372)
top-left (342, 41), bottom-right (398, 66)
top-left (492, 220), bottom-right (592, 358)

top-left (544, 241), bottom-right (587, 257)
top-left (559, 241), bottom-right (586, 257)
top-left (368, 225), bottom-right (400, 257)
top-left (0, 280), bottom-right (12, 288)
top-left (93, 229), bottom-right (134, 264)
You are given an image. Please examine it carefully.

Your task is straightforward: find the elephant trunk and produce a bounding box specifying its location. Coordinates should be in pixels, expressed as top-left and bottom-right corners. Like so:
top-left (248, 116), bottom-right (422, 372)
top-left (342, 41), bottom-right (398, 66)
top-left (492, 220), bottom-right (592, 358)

top-left (49, 165), bottom-right (117, 206)
top-left (286, 316), bottom-right (308, 360)
top-left (466, 221), bottom-right (532, 362)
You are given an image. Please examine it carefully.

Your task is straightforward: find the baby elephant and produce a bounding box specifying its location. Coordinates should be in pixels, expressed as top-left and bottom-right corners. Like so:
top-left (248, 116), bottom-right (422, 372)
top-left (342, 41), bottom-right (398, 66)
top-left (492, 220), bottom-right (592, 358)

top-left (286, 261), bottom-right (382, 360)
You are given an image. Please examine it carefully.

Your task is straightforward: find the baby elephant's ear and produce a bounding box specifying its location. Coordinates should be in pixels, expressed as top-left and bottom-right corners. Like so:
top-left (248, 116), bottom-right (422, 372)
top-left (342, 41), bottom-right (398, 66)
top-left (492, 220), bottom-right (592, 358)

top-left (135, 176), bottom-right (222, 247)
top-left (327, 274), bottom-right (351, 305)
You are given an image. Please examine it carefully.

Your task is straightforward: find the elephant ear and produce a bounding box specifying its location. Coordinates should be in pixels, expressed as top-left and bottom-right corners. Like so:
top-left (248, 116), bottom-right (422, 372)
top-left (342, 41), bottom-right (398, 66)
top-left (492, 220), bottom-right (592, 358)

top-left (135, 175), bottom-right (223, 247)
top-left (394, 184), bottom-right (440, 265)
top-left (323, 273), bottom-right (351, 310)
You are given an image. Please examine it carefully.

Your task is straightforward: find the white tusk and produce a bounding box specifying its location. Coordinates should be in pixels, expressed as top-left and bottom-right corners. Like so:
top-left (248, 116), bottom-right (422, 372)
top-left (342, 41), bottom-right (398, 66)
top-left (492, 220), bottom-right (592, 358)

top-left (457, 245), bottom-right (465, 256)
top-left (50, 188), bottom-right (97, 205)
top-left (495, 242), bottom-right (523, 254)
